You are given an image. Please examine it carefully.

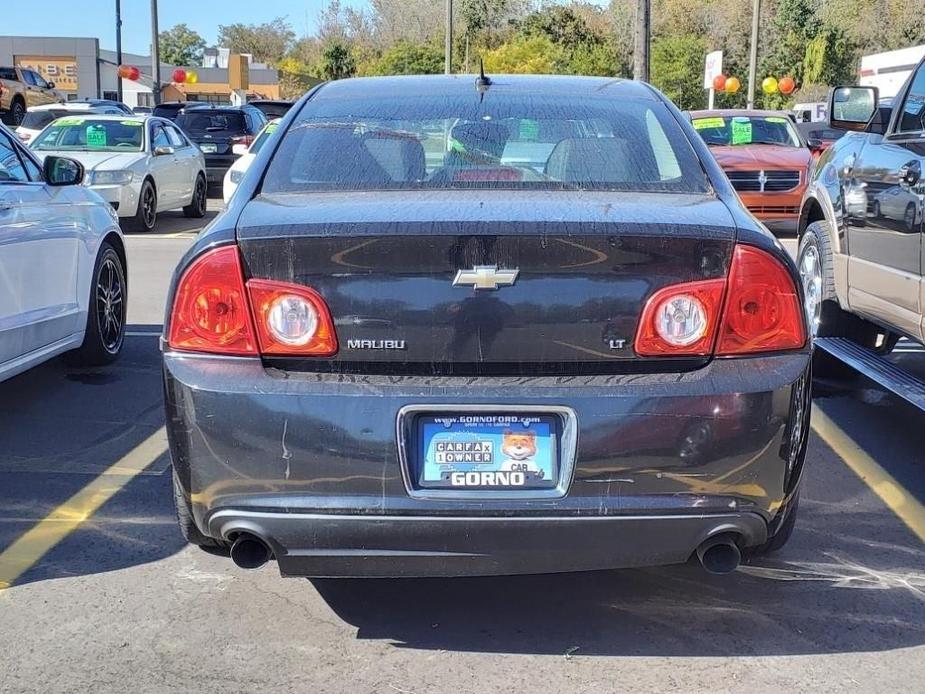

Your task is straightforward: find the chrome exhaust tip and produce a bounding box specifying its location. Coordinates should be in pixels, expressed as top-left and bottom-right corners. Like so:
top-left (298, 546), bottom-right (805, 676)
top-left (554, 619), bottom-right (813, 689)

top-left (696, 536), bottom-right (741, 575)
top-left (229, 533), bottom-right (272, 570)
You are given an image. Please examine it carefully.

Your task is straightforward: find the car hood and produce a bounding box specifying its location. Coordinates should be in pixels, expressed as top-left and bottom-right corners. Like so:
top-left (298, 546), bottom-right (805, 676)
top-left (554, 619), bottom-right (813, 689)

top-left (33, 150), bottom-right (146, 171)
top-left (708, 145), bottom-right (811, 170)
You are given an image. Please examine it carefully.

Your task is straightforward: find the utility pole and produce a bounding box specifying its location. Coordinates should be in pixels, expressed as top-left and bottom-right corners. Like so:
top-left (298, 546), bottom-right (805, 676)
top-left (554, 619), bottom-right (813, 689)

top-left (632, 0), bottom-right (650, 82)
top-left (115, 0), bottom-right (123, 102)
top-left (445, 0), bottom-right (453, 75)
top-left (150, 0), bottom-right (162, 105)
top-left (747, 0), bottom-right (760, 108)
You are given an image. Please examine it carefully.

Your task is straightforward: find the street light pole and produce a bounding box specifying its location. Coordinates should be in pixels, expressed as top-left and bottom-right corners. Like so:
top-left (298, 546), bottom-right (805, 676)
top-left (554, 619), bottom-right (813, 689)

top-left (150, 0), bottom-right (161, 105)
top-left (115, 0), bottom-right (123, 102)
top-left (747, 0), bottom-right (760, 108)
top-left (632, 0), bottom-right (650, 82)
top-left (445, 0), bottom-right (453, 75)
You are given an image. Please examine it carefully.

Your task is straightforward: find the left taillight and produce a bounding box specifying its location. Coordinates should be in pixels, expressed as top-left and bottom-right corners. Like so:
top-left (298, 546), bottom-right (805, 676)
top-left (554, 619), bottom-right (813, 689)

top-left (231, 135), bottom-right (254, 147)
top-left (634, 244), bottom-right (806, 357)
top-left (167, 246), bottom-right (338, 357)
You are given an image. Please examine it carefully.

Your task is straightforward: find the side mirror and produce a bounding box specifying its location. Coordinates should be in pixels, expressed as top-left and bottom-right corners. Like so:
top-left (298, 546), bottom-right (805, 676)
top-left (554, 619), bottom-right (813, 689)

top-left (153, 145), bottom-right (175, 156)
top-left (43, 156), bottom-right (84, 186)
top-left (807, 138), bottom-right (824, 152)
top-left (828, 86), bottom-right (878, 132)
top-left (231, 143), bottom-right (249, 156)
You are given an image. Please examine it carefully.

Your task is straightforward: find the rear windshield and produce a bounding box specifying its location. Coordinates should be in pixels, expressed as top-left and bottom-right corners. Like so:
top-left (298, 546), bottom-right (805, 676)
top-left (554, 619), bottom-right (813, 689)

top-left (175, 112), bottom-right (246, 134)
top-left (31, 118), bottom-right (144, 152)
top-left (261, 94), bottom-right (709, 193)
top-left (20, 109), bottom-right (72, 130)
top-left (693, 115), bottom-right (801, 147)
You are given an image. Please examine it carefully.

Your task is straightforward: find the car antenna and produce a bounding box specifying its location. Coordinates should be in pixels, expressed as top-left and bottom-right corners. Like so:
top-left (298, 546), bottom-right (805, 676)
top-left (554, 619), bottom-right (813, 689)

top-left (475, 59), bottom-right (492, 101)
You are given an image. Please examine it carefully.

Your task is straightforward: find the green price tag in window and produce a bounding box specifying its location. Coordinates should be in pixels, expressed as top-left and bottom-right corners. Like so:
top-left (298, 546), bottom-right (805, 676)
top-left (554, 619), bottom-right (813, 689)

top-left (692, 117), bottom-right (725, 130)
top-left (731, 118), bottom-right (752, 145)
top-left (86, 126), bottom-right (108, 147)
top-left (519, 118), bottom-right (539, 141)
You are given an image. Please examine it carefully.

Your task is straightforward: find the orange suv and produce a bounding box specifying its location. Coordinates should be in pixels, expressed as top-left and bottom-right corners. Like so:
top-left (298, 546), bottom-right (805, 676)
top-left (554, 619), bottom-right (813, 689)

top-left (690, 110), bottom-right (813, 235)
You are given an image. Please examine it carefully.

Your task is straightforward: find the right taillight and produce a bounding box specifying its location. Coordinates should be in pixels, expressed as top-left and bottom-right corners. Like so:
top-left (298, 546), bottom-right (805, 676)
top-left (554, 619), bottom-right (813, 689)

top-left (167, 245), bottom-right (338, 357)
top-left (635, 244), bottom-right (805, 357)
top-left (715, 245), bottom-right (805, 355)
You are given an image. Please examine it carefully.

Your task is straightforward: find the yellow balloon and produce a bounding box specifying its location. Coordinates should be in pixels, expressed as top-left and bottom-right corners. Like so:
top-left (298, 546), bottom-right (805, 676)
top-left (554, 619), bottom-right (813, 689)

top-left (724, 76), bottom-right (741, 94)
top-left (186, 70), bottom-right (199, 85)
top-left (762, 76), bottom-right (778, 95)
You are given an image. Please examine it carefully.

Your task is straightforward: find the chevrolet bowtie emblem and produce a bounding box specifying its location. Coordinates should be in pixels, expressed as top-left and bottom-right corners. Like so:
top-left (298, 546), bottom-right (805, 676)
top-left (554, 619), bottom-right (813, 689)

top-left (452, 265), bottom-right (519, 290)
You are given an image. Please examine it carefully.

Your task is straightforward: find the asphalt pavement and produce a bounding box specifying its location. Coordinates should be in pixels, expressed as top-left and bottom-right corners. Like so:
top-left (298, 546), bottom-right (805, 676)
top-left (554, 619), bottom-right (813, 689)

top-left (0, 215), bottom-right (923, 693)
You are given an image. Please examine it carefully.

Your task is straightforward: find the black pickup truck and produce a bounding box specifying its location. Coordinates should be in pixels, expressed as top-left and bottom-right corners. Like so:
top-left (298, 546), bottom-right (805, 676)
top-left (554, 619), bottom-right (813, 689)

top-left (797, 56), bottom-right (925, 405)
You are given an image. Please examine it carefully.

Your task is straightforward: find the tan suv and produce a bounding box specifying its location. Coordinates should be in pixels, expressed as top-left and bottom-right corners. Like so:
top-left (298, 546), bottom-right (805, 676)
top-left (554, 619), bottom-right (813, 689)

top-left (797, 58), bottom-right (925, 357)
top-left (0, 66), bottom-right (63, 126)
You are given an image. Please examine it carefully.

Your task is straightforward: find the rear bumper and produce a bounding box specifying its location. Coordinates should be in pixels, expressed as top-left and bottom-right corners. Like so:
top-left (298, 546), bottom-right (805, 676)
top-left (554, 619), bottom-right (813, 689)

top-left (164, 351), bottom-right (811, 577)
top-left (208, 510), bottom-right (768, 577)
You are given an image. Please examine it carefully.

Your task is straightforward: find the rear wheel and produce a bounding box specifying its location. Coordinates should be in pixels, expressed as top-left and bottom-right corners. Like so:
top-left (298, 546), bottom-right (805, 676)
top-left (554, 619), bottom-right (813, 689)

top-left (183, 174), bottom-right (207, 218)
top-left (65, 243), bottom-right (126, 366)
top-left (130, 179), bottom-right (157, 232)
top-left (172, 468), bottom-right (221, 547)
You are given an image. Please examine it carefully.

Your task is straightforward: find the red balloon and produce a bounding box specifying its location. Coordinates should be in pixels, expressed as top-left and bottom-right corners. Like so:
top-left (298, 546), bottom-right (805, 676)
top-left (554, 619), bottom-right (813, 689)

top-left (127, 66), bottom-right (140, 81)
top-left (779, 76), bottom-right (796, 95)
top-left (172, 68), bottom-right (187, 84)
top-left (712, 74), bottom-right (726, 91)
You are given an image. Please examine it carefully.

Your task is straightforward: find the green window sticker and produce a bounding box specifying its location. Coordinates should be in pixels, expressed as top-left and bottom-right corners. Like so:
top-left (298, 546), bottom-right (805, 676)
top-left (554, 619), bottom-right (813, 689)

top-left (265, 122), bottom-right (279, 134)
top-left (731, 118), bottom-right (753, 145)
top-left (86, 126), bottom-right (108, 147)
top-left (764, 116), bottom-right (788, 124)
top-left (693, 117), bottom-right (725, 130)
top-left (55, 117), bottom-right (85, 126)
top-left (120, 120), bottom-right (143, 126)
top-left (518, 118), bottom-right (540, 141)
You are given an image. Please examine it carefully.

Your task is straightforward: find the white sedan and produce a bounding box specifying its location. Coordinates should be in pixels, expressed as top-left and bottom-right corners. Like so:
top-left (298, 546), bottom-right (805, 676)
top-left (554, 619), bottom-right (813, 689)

top-left (30, 115), bottom-right (207, 231)
top-left (223, 118), bottom-right (280, 204)
top-left (0, 123), bottom-right (127, 382)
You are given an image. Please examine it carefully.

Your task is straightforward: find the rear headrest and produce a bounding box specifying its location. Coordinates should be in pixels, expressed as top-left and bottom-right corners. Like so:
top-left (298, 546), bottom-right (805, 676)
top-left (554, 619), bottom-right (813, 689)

top-left (545, 137), bottom-right (635, 184)
top-left (297, 127), bottom-right (392, 185)
top-left (363, 133), bottom-right (425, 182)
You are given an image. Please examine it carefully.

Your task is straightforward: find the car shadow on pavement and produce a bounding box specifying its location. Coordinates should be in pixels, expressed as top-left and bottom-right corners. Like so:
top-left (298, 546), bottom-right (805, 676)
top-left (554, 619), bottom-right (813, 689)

top-left (0, 325), bottom-right (186, 586)
top-left (121, 208), bottom-right (218, 236)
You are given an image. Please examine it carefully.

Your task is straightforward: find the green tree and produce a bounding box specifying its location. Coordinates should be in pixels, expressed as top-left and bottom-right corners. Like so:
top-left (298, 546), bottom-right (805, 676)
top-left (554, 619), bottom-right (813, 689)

top-left (319, 40), bottom-right (357, 80)
top-left (367, 40), bottom-right (443, 75)
top-left (481, 34), bottom-right (566, 74)
top-left (217, 17), bottom-right (295, 65)
top-left (650, 34), bottom-right (708, 110)
top-left (158, 24), bottom-right (206, 67)
top-left (461, 0), bottom-right (527, 47)
top-left (520, 5), bottom-right (597, 49)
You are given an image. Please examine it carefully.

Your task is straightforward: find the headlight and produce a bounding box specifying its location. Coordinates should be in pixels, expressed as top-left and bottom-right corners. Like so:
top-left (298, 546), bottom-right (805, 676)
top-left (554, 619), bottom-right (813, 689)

top-left (89, 170), bottom-right (134, 185)
top-left (229, 170), bottom-right (244, 184)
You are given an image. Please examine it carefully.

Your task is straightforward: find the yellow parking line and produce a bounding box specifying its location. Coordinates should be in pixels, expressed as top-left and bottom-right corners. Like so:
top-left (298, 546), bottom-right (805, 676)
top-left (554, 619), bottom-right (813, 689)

top-left (0, 427), bottom-right (168, 591)
top-left (812, 408), bottom-right (925, 544)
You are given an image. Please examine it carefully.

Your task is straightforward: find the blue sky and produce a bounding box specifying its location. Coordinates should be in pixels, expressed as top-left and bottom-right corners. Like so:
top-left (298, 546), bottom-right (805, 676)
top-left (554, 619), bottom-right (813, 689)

top-left (5, 0), bottom-right (368, 55)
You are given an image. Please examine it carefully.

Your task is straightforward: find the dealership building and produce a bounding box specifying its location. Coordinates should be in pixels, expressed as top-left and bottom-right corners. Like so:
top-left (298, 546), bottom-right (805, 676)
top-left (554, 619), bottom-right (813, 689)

top-left (0, 35), bottom-right (281, 107)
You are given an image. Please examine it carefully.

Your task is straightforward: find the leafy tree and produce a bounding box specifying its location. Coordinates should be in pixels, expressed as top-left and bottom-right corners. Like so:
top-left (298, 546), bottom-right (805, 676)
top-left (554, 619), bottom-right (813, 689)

top-left (565, 40), bottom-right (625, 77)
top-left (366, 40), bottom-right (444, 75)
top-left (158, 24), bottom-right (206, 67)
top-left (277, 56), bottom-right (321, 99)
top-left (520, 5), bottom-right (598, 49)
top-left (650, 34), bottom-right (708, 110)
top-left (319, 40), bottom-right (357, 80)
top-left (481, 35), bottom-right (566, 74)
top-left (461, 0), bottom-right (528, 47)
top-left (217, 17), bottom-right (295, 65)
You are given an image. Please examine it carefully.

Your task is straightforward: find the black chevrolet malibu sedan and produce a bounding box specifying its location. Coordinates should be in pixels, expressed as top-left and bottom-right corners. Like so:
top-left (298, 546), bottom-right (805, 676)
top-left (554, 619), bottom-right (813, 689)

top-left (163, 75), bottom-right (811, 578)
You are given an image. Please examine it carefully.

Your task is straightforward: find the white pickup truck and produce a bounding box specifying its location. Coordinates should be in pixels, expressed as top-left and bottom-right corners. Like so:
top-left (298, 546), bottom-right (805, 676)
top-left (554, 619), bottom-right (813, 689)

top-left (0, 66), bottom-right (64, 126)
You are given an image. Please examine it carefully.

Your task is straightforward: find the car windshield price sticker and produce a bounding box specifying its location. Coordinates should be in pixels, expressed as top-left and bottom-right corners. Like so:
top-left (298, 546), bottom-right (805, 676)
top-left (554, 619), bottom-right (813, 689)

top-left (693, 117), bottom-right (725, 130)
top-left (731, 117), bottom-right (753, 145)
top-left (86, 126), bottom-right (108, 147)
top-left (418, 414), bottom-right (559, 490)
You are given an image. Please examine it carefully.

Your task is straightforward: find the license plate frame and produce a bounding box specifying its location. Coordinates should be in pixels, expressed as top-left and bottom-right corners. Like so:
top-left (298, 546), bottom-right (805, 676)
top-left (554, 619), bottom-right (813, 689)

top-left (397, 405), bottom-right (578, 500)
top-left (199, 143), bottom-right (218, 153)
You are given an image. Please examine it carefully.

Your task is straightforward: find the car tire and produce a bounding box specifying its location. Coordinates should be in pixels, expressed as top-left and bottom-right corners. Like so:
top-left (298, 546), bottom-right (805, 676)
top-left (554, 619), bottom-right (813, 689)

top-left (750, 492), bottom-right (800, 556)
top-left (6, 99), bottom-right (26, 126)
top-left (129, 179), bottom-right (157, 232)
top-left (64, 243), bottom-right (127, 366)
top-left (172, 468), bottom-right (222, 548)
top-left (798, 221), bottom-right (882, 349)
top-left (183, 174), bottom-right (207, 218)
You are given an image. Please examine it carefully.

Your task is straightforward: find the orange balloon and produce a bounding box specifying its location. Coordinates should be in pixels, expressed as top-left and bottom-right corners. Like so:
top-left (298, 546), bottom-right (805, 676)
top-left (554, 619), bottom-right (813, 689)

top-left (712, 74), bottom-right (726, 91)
top-left (779, 76), bottom-right (796, 95)
top-left (724, 76), bottom-right (741, 94)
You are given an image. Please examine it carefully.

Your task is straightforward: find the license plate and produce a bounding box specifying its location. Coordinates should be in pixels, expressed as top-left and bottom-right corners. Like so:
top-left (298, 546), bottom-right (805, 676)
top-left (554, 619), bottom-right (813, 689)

top-left (417, 413), bottom-right (559, 490)
top-left (199, 143), bottom-right (217, 153)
